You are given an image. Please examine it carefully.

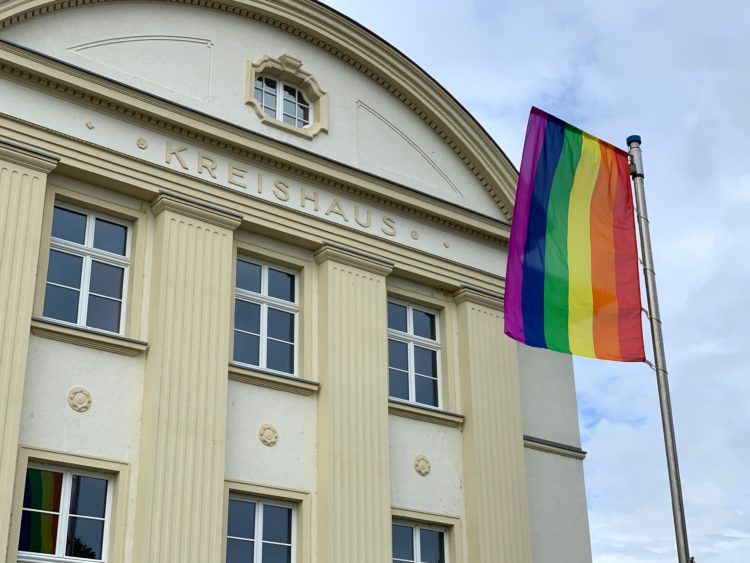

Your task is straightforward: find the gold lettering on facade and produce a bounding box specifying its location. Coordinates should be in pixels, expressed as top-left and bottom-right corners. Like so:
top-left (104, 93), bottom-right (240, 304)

top-left (228, 163), bottom-right (248, 188)
top-left (324, 199), bottom-right (349, 222)
top-left (301, 188), bottom-right (319, 211)
top-left (273, 179), bottom-right (290, 201)
top-left (198, 153), bottom-right (218, 178)
top-left (381, 216), bottom-right (397, 236)
top-left (354, 206), bottom-right (372, 228)
top-left (165, 142), bottom-right (189, 170)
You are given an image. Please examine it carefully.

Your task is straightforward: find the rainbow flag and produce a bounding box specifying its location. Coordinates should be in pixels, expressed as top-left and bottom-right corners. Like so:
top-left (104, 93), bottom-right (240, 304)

top-left (505, 107), bottom-right (645, 361)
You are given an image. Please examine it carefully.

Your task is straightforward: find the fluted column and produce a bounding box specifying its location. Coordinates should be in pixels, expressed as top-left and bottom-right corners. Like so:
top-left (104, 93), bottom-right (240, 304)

top-left (0, 142), bottom-right (57, 561)
top-left (315, 244), bottom-right (394, 563)
top-left (133, 192), bottom-right (241, 563)
top-left (455, 287), bottom-right (533, 563)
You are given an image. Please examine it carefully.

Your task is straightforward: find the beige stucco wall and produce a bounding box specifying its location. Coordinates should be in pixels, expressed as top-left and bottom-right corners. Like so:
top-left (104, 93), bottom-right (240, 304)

top-left (0, 2), bottom-right (592, 562)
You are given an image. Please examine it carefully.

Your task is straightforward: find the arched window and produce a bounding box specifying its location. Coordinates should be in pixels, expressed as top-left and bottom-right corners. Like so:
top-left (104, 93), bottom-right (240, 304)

top-left (253, 76), bottom-right (311, 129)
top-left (246, 54), bottom-right (328, 139)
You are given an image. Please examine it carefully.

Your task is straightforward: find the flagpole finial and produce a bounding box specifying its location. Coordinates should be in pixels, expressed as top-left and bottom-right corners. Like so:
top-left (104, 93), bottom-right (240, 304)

top-left (627, 135), bottom-right (641, 146)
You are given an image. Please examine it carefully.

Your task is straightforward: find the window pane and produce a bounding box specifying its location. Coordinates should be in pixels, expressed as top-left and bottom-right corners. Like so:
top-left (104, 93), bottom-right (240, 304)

top-left (65, 516), bottom-right (104, 559)
top-left (388, 339), bottom-right (408, 371)
top-left (89, 261), bottom-right (124, 299)
top-left (389, 369), bottom-right (409, 401)
top-left (415, 375), bottom-right (439, 407)
top-left (236, 260), bottom-right (262, 293)
top-left (267, 340), bottom-right (294, 374)
top-left (419, 529), bottom-right (445, 563)
top-left (228, 499), bottom-right (255, 539)
top-left (268, 269), bottom-right (295, 302)
top-left (268, 309), bottom-right (294, 342)
top-left (69, 475), bottom-right (107, 518)
top-left (414, 347), bottom-right (437, 377)
top-left (235, 300), bottom-right (261, 334)
top-left (283, 114), bottom-right (295, 126)
top-left (47, 250), bottom-right (83, 288)
top-left (254, 87), bottom-right (263, 103)
top-left (234, 331), bottom-right (260, 366)
top-left (263, 106), bottom-right (276, 118)
top-left (94, 219), bottom-right (127, 255)
top-left (266, 94), bottom-right (277, 109)
top-left (413, 310), bottom-right (436, 340)
top-left (299, 105), bottom-right (310, 123)
top-left (263, 505), bottom-right (292, 543)
top-left (262, 543), bottom-right (291, 563)
top-left (263, 77), bottom-right (277, 89)
top-left (227, 538), bottom-right (254, 563)
top-left (388, 303), bottom-right (407, 332)
top-left (23, 469), bottom-right (62, 511)
top-left (283, 85), bottom-right (296, 100)
top-left (43, 284), bottom-right (80, 323)
top-left (283, 99), bottom-right (296, 116)
top-left (86, 295), bottom-right (121, 332)
top-left (19, 511), bottom-right (58, 554)
top-left (52, 206), bottom-right (86, 244)
top-left (392, 524), bottom-right (414, 560)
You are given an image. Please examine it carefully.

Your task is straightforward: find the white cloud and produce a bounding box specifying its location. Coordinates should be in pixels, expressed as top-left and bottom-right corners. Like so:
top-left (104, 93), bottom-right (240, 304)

top-left (323, 1), bottom-right (750, 561)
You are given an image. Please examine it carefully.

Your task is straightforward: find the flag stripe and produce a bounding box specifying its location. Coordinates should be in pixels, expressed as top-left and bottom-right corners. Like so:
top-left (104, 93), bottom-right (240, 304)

top-left (543, 124), bottom-right (580, 353)
top-left (613, 151), bottom-right (646, 360)
top-left (505, 107), bottom-right (645, 362)
top-left (567, 133), bottom-right (600, 357)
top-left (504, 111), bottom-right (548, 339)
top-left (591, 144), bottom-right (622, 359)
top-left (521, 120), bottom-right (565, 348)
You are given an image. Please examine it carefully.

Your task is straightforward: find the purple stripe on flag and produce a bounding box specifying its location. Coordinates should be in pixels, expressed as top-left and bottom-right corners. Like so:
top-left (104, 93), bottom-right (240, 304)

top-left (505, 108), bottom-right (549, 341)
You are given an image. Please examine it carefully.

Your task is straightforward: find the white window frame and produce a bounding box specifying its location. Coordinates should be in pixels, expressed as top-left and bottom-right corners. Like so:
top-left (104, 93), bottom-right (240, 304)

top-left (18, 464), bottom-right (113, 563)
top-left (44, 203), bottom-right (131, 336)
top-left (225, 495), bottom-right (297, 563)
top-left (387, 299), bottom-right (442, 409)
top-left (234, 257), bottom-right (300, 376)
top-left (392, 521), bottom-right (448, 563)
top-left (253, 75), bottom-right (312, 129)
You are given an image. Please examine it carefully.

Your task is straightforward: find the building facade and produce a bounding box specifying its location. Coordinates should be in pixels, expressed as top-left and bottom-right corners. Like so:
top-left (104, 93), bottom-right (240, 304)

top-left (0, 1), bottom-right (591, 562)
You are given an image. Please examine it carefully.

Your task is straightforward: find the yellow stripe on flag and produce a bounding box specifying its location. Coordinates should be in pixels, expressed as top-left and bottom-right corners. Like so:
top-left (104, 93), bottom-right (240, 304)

top-left (567, 133), bottom-right (600, 357)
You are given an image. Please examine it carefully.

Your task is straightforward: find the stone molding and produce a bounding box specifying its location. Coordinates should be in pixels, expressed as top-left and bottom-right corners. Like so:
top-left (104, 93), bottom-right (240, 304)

top-left (387, 400), bottom-right (464, 428)
top-left (453, 285), bottom-right (504, 311)
top-left (0, 139), bottom-right (59, 172)
top-left (30, 318), bottom-right (148, 357)
top-left (228, 363), bottom-right (320, 396)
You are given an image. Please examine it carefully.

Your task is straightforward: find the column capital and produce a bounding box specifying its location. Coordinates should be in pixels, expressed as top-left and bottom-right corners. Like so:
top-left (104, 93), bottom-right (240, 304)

top-left (0, 139), bottom-right (59, 173)
top-left (453, 285), bottom-right (504, 311)
top-left (150, 190), bottom-right (242, 230)
top-left (314, 242), bottom-right (393, 276)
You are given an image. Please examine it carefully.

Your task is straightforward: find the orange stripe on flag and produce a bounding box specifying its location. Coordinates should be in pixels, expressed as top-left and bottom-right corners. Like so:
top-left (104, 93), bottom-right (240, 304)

top-left (590, 143), bottom-right (622, 360)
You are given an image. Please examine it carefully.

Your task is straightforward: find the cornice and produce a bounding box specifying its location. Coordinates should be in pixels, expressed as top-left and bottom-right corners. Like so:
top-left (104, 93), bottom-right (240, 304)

top-left (0, 0), bottom-right (518, 221)
top-left (523, 435), bottom-right (587, 461)
top-left (314, 242), bottom-right (394, 276)
top-left (150, 191), bottom-right (243, 230)
top-left (453, 285), bottom-right (504, 311)
top-left (0, 138), bottom-right (59, 172)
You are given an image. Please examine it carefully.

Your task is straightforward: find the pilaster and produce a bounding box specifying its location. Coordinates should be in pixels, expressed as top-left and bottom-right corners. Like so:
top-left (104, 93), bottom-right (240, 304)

top-left (133, 192), bottom-right (241, 563)
top-left (314, 243), bottom-right (394, 562)
top-left (454, 287), bottom-right (533, 563)
top-left (0, 141), bottom-right (57, 561)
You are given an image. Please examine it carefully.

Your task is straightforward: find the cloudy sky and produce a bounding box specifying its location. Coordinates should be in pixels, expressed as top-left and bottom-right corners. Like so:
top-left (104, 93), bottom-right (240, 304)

top-left (321, 1), bottom-right (750, 561)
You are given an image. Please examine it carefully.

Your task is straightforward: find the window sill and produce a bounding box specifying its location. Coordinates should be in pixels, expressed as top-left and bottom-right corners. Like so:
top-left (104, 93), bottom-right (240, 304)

top-left (388, 400), bottom-right (464, 428)
top-left (228, 363), bottom-right (320, 396)
top-left (30, 318), bottom-right (148, 357)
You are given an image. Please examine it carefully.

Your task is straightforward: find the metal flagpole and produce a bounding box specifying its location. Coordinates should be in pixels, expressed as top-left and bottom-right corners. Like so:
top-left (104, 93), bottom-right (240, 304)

top-left (627, 135), bottom-right (693, 563)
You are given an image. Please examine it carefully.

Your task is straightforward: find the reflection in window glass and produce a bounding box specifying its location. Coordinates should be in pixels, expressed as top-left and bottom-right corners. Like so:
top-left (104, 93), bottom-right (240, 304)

top-left (19, 468), bottom-right (109, 561)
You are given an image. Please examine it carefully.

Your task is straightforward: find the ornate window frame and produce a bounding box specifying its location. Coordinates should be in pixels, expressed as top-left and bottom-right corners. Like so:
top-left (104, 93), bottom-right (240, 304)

top-left (245, 54), bottom-right (329, 139)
